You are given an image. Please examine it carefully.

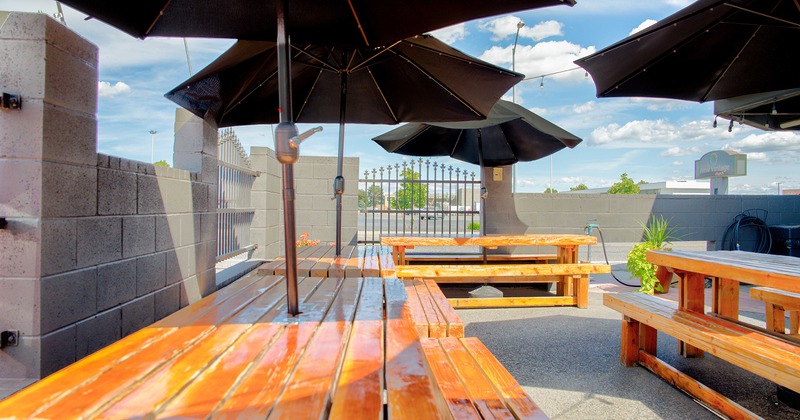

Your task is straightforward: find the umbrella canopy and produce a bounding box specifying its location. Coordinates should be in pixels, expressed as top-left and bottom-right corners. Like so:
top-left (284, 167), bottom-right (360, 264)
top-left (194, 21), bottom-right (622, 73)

top-left (715, 89), bottom-right (800, 131)
top-left (59, 0), bottom-right (575, 315)
top-left (58, 0), bottom-right (574, 47)
top-left (373, 100), bottom-right (581, 235)
top-left (165, 35), bottom-right (523, 127)
top-left (574, 0), bottom-right (800, 103)
top-left (167, 35), bottom-right (523, 255)
top-left (372, 100), bottom-right (581, 167)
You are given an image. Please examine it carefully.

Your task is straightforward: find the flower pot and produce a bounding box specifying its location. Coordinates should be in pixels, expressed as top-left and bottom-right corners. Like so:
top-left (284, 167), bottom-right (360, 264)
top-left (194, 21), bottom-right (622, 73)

top-left (655, 265), bottom-right (673, 294)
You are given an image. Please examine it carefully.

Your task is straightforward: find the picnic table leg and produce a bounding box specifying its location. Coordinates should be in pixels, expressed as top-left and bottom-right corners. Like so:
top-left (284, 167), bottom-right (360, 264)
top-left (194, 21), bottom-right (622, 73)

top-left (712, 277), bottom-right (739, 319)
top-left (679, 271), bottom-right (705, 358)
top-left (556, 246), bottom-right (577, 302)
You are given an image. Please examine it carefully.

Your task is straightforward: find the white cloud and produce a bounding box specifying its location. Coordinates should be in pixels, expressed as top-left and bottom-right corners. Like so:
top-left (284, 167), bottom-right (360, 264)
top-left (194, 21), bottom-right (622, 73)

top-left (430, 23), bottom-right (467, 44)
top-left (628, 97), bottom-right (693, 112)
top-left (671, 161), bottom-right (684, 166)
top-left (98, 81), bottom-right (131, 97)
top-left (629, 19), bottom-right (658, 35)
top-left (729, 131), bottom-right (800, 153)
top-left (573, 101), bottom-right (595, 114)
top-left (589, 119), bottom-right (679, 145)
top-left (746, 152), bottom-right (769, 161)
top-left (480, 41), bottom-right (595, 83)
top-left (660, 146), bottom-right (702, 157)
top-left (480, 16), bottom-right (564, 42)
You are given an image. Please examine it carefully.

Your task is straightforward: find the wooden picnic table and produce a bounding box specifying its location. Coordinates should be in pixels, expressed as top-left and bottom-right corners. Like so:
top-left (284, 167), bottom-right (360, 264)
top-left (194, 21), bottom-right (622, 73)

top-left (0, 273), bottom-right (544, 418)
top-left (257, 244), bottom-right (396, 278)
top-left (648, 249), bottom-right (800, 355)
top-left (381, 234), bottom-right (597, 265)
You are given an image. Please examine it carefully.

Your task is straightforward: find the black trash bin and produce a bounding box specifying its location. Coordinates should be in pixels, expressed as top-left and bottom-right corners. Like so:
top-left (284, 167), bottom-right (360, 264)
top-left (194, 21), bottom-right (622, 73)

top-left (769, 225), bottom-right (800, 257)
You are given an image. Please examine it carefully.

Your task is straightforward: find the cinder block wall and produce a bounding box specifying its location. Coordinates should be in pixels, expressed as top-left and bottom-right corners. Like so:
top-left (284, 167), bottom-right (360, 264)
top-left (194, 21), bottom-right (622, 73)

top-left (250, 147), bottom-right (358, 260)
top-left (482, 166), bottom-right (800, 259)
top-left (0, 12), bottom-right (217, 380)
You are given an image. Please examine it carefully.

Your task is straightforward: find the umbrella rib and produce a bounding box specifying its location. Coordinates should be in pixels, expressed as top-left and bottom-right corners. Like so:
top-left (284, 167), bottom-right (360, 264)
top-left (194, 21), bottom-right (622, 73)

top-left (292, 45), bottom-right (340, 72)
top-left (700, 24), bottom-right (760, 102)
top-left (295, 68), bottom-right (326, 121)
top-left (365, 67), bottom-right (399, 123)
top-left (347, 0), bottom-right (370, 46)
top-left (143, 0), bottom-right (172, 37)
top-left (725, 3), bottom-right (800, 28)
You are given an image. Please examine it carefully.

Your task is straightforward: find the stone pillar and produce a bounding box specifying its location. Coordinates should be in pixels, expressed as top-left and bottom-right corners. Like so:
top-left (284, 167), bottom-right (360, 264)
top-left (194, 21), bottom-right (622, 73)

top-left (0, 12), bottom-right (98, 378)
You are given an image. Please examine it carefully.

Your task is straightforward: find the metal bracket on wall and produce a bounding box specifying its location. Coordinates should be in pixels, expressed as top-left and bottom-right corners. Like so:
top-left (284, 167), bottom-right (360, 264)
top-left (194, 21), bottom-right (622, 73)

top-left (0, 93), bottom-right (22, 110)
top-left (1, 330), bottom-right (19, 348)
top-left (0, 218), bottom-right (6, 229)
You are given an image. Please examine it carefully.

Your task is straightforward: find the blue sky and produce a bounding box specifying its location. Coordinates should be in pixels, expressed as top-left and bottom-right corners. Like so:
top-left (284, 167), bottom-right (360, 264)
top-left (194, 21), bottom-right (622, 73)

top-left (5, 0), bottom-right (798, 194)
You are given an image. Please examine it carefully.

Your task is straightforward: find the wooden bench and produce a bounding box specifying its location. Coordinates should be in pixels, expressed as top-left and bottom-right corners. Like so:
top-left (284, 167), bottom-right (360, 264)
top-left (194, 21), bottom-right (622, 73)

top-left (395, 263), bottom-right (611, 309)
top-left (404, 278), bottom-right (464, 338)
top-left (421, 337), bottom-right (548, 419)
top-left (750, 287), bottom-right (800, 335)
top-left (605, 292), bottom-right (800, 419)
top-left (405, 253), bottom-right (557, 264)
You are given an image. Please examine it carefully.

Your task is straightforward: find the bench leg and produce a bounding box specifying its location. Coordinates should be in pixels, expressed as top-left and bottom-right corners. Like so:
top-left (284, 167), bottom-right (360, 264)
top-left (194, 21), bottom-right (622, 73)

top-left (621, 316), bottom-right (640, 367)
top-left (791, 311), bottom-right (800, 335)
top-left (712, 277), bottom-right (739, 319)
top-left (576, 275), bottom-right (588, 309)
top-left (679, 272), bottom-right (705, 358)
top-left (766, 303), bottom-right (787, 334)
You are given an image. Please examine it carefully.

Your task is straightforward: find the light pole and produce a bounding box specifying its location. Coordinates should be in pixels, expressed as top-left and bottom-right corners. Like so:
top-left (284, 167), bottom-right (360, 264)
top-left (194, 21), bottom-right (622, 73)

top-left (512, 20), bottom-right (524, 193)
top-left (777, 182), bottom-right (782, 195)
top-left (149, 130), bottom-right (157, 163)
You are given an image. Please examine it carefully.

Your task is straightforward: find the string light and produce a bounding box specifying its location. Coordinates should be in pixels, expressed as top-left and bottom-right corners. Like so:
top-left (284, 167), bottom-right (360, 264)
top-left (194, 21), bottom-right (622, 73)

top-left (540, 76), bottom-right (544, 89)
top-left (712, 116), bottom-right (717, 128)
top-left (772, 98), bottom-right (778, 115)
top-left (728, 119), bottom-right (734, 132)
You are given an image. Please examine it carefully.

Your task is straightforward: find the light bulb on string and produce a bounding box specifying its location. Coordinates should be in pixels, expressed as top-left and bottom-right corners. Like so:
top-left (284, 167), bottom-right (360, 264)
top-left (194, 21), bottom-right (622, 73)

top-left (772, 99), bottom-right (778, 115)
top-left (712, 116), bottom-right (717, 128)
top-left (540, 76), bottom-right (544, 89)
top-left (728, 119), bottom-right (734, 132)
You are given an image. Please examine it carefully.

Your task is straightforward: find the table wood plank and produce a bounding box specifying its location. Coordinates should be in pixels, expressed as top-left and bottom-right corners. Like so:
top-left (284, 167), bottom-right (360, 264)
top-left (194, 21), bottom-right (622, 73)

top-left (403, 279), bottom-right (430, 338)
top-left (345, 246), bottom-right (366, 278)
top-left (420, 339), bottom-right (482, 418)
top-left (415, 280), bottom-right (446, 338)
top-left (382, 234), bottom-right (597, 247)
top-left (329, 278), bottom-right (385, 418)
top-left (425, 279), bottom-right (464, 338)
top-left (310, 245), bottom-right (337, 277)
top-left (385, 278), bottom-right (449, 418)
top-left (361, 245), bottom-right (381, 277)
top-left (329, 245), bottom-right (355, 278)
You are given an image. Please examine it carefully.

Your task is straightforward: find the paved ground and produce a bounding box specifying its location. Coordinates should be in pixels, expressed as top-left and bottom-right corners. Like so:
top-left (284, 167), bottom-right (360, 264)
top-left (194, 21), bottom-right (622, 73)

top-left (447, 265), bottom-right (800, 419)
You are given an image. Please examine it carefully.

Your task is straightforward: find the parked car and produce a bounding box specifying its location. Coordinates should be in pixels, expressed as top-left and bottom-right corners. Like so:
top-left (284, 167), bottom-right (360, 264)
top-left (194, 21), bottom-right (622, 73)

top-left (420, 206), bottom-right (444, 220)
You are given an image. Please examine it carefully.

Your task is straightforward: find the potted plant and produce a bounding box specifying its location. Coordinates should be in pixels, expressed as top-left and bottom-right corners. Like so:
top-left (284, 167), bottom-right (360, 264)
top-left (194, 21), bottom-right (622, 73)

top-left (626, 215), bottom-right (678, 294)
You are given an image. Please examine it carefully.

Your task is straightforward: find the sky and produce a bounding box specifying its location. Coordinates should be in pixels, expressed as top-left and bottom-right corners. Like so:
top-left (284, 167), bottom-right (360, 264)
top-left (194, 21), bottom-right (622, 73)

top-left (4, 0), bottom-right (798, 194)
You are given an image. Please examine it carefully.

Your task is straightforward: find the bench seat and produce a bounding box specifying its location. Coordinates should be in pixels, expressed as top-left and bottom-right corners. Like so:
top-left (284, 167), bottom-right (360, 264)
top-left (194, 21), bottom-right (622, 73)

top-left (421, 337), bottom-right (548, 419)
top-left (405, 253), bottom-right (557, 264)
top-left (750, 286), bottom-right (800, 334)
top-left (605, 292), bottom-right (800, 419)
top-left (256, 245), bottom-right (396, 278)
top-left (403, 279), bottom-right (464, 338)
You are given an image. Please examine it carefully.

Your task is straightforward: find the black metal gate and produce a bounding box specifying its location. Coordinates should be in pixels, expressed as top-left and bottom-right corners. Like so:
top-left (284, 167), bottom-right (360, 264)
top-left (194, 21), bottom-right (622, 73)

top-left (358, 158), bottom-right (481, 243)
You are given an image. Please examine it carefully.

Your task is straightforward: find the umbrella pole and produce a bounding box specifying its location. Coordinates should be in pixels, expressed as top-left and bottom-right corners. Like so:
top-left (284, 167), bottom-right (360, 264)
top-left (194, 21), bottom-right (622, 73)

top-left (477, 131), bottom-right (488, 263)
top-left (275, 0), bottom-right (300, 316)
top-left (334, 60), bottom-right (348, 255)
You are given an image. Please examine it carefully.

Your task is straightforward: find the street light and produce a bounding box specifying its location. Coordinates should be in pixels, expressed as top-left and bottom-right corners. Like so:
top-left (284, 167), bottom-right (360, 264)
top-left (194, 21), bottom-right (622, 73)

top-left (511, 20), bottom-right (524, 103)
top-left (149, 130), bottom-right (157, 163)
top-left (512, 20), bottom-right (524, 193)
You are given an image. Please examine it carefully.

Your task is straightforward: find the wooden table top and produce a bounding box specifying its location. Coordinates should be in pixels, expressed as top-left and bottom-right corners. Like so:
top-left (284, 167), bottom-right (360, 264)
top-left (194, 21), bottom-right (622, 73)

top-left (381, 234), bottom-right (597, 248)
top-left (648, 250), bottom-right (800, 294)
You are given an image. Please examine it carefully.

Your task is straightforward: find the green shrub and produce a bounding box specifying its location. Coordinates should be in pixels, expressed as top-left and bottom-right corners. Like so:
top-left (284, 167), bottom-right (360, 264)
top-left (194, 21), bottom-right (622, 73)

top-left (467, 222), bottom-right (480, 231)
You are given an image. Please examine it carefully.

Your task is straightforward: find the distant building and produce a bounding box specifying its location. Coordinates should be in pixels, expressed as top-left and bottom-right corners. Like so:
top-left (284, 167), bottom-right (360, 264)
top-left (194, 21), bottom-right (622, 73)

top-left (562, 180), bottom-right (710, 195)
top-left (781, 189), bottom-right (800, 195)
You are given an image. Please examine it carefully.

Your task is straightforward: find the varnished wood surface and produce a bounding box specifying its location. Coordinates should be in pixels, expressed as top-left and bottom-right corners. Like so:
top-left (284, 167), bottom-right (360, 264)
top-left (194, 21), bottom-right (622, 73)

top-left (648, 250), bottom-right (800, 294)
top-left (257, 245), bottom-right (396, 279)
top-left (605, 292), bottom-right (800, 411)
top-left (382, 234), bottom-right (597, 247)
top-left (394, 263), bottom-right (610, 278)
top-left (0, 273), bottom-right (531, 419)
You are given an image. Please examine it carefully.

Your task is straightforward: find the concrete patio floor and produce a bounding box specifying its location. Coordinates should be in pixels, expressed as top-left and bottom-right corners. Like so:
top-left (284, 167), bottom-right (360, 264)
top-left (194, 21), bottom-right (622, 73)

top-left (450, 264), bottom-right (800, 419)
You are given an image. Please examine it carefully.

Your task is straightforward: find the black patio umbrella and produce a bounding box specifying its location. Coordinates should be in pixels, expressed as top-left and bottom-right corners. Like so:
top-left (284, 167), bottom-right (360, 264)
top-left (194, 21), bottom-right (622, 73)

top-left (372, 100), bottom-right (582, 234)
top-left (574, 0), bottom-right (800, 103)
top-left (58, 0), bottom-right (576, 315)
top-left (166, 35), bottom-right (523, 256)
top-left (715, 89), bottom-right (800, 131)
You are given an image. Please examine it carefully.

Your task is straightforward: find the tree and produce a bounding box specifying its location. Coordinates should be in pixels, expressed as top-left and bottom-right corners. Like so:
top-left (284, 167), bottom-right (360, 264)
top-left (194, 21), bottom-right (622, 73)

top-left (543, 187), bottom-right (558, 194)
top-left (570, 183), bottom-right (588, 191)
top-left (608, 173), bottom-right (640, 194)
top-left (154, 160), bottom-right (170, 167)
top-left (392, 168), bottom-right (427, 210)
top-left (366, 185), bottom-right (383, 208)
top-left (358, 189), bottom-right (368, 210)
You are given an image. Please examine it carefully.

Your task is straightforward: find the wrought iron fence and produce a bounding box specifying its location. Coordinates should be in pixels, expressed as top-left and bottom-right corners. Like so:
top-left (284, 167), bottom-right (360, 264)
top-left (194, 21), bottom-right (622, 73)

top-left (358, 158), bottom-right (481, 243)
top-left (217, 128), bottom-right (258, 261)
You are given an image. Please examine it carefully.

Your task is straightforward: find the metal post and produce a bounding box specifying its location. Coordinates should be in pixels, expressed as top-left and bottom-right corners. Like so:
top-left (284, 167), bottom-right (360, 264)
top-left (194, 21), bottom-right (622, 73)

top-left (334, 56), bottom-right (347, 255)
top-left (511, 20), bottom-right (523, 195)
top-left (149, 130), bottom-right (157, 163)
top-left (275, 0), bottom-right (299, 316)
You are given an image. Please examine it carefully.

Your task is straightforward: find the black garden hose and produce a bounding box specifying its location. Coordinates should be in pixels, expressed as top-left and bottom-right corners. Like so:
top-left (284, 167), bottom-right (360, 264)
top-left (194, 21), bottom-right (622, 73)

top-left (721, 209), bottom-right (772, 253)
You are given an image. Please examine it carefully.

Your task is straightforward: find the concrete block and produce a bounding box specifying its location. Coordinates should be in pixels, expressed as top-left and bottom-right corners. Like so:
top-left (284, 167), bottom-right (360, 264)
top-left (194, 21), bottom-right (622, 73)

top-left (40, 267), bottom-right (97, 334)
top-left (191, 181), bottom-right (209, 212)
top-left (201, 212), bottom-right (217, 243)
top-left (207, 183), bottom-right (218, 213)
top-left (155, 214), bottom-right (181, 252)
top-left (39, 325), bottom-right (77, 377)
top-left (180, 213), bottom-right (202, 247)
top-left (0, 12), bottom-right (96, 63)
top-left (0, 278), bottom-right (40, 336)
top-left (173, 152), bottom-right (202, 174)
top-left (120, 157), bottom-right (138, 173)
top-left (108, 156), bottom-right (121, 170)
top-left (98, 168), bottom-right (137, 215)
top-left (42, 162), bottom-right (97, 218)
top-left (158, 177), bottom-right (193, 214)
top-left (155, 283), bottom-right (181, 321)
top-left (42, 103), bottom-right (97, 166)
top-left (0, 218), bottom-right (41, 278)
top-left (43, 35), bottom-right (97, 116)
top-left (76, 217), bottom-right (122, 267)
top-left (166, 245), bottom-right (196, 285)
top-left (135, 253), bottom-right (166, 296)
top-left (75, 308), bottom-right (121, 359)
top-left (137, 174), bottom-right (164, 215)
top-left (97, 259), bottom-right (137, 311)
top-left (121, 294), bottom-right (155, 337)
top-left (201, 153), bottom-right (218, 184)
top-left (0, 39), bottom-right (45, 101)
top-left (297, 178), bottom-right (331, 195)
top-left (97, 153), bottom-right (110, 168)
top-left (122, 215), bottom-right (156, 258)
top-left (0, 327), bottom-right (40, 378)
top-left (0, 159), bottom-right (42, 217)
top-left (179, 270), bottom-right (216, 307)
top-left (41, 218), bottom-right (77, 276)
top-left (0, 99), bottom-right (43, 161)
top-left (195, 240), bottom-right (217, 271)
